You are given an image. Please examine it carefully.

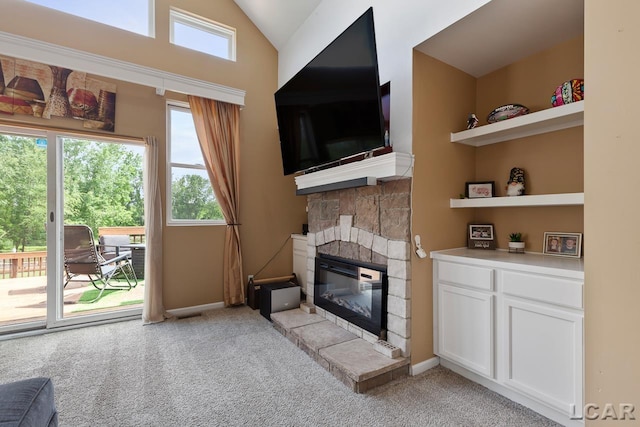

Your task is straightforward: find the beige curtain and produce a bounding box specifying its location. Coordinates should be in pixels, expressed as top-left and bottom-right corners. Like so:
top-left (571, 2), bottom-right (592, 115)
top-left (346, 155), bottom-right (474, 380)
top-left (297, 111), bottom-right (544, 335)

top-left (142, 136), bottom-right (168, 323)
top-left (188, 96), bottom-right (244, 306)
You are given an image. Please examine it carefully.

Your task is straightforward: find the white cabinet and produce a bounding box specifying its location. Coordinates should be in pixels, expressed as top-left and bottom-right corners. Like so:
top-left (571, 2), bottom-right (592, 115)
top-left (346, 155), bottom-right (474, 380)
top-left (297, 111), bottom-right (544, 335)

top-left (500, 268), bottom-right (584, 418)
top-left (291, 234), bottom-right (308, 294)
top-left (503, 297), bottom-right (583, 417)
top-left (434, 260), bottom-right (495, 377)
top-left (431, 248), bottom-right (584, 426)
top-left (438, 284), bottom-right (494, 378)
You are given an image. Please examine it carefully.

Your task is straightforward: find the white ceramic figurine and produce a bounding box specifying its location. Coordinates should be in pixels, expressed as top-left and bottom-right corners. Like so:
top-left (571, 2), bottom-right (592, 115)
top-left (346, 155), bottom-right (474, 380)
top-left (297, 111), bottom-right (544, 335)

top-left (506, 167), bottom-right (525, 196)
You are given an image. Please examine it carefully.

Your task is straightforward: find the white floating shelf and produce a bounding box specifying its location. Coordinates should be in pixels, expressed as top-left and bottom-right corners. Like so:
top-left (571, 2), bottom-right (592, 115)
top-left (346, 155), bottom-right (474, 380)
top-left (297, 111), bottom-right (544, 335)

top-left (450, 192), bottom-right (584, 208)
top-left (451, 101), bottom-right (584, 147)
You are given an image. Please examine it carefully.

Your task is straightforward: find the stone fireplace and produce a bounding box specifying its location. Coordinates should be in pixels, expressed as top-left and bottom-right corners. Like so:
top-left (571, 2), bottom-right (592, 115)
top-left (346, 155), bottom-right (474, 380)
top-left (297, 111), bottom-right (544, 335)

top-left (304, 178), bottom-right (411, 356)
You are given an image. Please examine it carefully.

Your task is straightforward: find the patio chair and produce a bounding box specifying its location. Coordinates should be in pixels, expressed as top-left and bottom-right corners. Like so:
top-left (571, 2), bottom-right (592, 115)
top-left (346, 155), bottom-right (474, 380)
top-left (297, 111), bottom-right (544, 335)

top-left (63, 225), bottom-right (137, 303)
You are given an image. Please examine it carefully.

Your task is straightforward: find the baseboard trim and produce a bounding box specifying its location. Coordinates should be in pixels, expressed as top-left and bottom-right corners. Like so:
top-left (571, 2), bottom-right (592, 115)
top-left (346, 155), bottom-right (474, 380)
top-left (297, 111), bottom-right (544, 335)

top-left (410, 356), bottom-right (440, 376)
top-left (440, 359), bottom-right (584, 426)
top-left (167, 302), bottom-right (224, 318)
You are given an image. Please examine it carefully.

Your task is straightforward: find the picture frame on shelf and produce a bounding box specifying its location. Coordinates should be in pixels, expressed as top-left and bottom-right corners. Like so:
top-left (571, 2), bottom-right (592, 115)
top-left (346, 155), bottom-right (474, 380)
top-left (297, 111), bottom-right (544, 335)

top-left (543, 232), bottom-right (582, 258)
top-left (468, 224), bottom-right (496, 249)
top-left (465, 181), bottom-right (495, 199)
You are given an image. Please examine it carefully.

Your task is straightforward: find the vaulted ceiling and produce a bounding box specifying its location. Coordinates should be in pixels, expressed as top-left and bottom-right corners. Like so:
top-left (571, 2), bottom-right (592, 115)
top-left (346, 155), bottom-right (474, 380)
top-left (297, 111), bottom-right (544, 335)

top-left (234, 0), bottom-right (584, 78)
top-left (232, 0), bottom-right (321, 51)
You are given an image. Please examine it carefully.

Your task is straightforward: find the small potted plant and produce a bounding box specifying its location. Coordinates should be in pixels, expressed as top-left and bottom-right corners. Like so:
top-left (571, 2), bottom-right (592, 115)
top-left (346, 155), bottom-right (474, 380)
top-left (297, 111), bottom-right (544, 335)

top-left (508, 232), bottom-right (525, 254)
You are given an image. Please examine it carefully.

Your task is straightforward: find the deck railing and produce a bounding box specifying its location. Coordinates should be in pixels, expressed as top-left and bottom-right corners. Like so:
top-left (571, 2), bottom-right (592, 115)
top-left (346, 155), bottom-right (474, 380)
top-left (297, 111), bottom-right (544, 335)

top-left (98, 226), bottom-right (146, 243)
top-left (0, 226), bottom-right (145, 279)
top-left (0, 251), bottom-right (47, 279)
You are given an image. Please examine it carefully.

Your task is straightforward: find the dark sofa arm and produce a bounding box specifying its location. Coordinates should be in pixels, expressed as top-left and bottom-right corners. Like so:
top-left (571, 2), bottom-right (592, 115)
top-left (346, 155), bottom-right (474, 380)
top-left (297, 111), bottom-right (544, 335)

top-left (0, 377), bottom-right (58, 426)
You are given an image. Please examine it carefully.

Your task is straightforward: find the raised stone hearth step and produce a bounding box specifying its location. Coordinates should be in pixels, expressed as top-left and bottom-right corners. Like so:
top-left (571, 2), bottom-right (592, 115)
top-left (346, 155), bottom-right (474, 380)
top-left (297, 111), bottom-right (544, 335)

top-left (270, 309), bottom-right (409, 393)
top-left (270, 309), bottom-right (325, 341)
top-left (290, 318), bottom-right (358, 354)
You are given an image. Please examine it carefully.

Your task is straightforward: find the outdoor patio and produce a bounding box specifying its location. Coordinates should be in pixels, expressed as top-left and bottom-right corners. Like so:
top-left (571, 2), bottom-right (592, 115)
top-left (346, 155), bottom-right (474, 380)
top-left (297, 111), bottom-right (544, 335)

top-left (0, 225), bottom-right (146, 328)
top-left (0, 275), bottom-right (144, 327)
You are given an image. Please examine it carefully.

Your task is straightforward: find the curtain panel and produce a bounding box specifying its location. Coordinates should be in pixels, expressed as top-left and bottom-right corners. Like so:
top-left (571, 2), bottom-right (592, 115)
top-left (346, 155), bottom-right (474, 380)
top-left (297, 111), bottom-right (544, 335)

top-left (142, 136), bottom-right (168, 323)
top-left (188, 96), bottom-right (245, 306)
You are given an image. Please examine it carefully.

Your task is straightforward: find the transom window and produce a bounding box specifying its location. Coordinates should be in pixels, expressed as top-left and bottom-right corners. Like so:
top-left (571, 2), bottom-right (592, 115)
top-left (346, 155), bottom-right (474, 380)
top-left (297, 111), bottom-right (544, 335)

top-left (170, 8), bottom-right (236, 61)
top-left (23, 0), bottom-right (155, 37)
top-left (166, 102), bottom-right (224, 225)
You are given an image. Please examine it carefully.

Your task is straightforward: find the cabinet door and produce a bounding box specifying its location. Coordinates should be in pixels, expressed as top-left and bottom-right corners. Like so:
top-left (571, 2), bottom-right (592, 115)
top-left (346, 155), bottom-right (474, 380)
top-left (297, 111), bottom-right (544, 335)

top-left (438, 284), bottom-right (494, 378)
top-left (503, 297), bottom-right (583, 416)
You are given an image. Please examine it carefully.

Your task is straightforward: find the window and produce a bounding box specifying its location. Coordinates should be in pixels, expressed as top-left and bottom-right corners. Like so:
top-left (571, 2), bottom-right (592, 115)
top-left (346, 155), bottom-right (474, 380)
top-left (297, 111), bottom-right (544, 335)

top-left (167, 102), bottom-right (224, 225)
top-left (24, 0), bottom-right (154, 37)
top-left (170, 8), bottom-right (236, 61)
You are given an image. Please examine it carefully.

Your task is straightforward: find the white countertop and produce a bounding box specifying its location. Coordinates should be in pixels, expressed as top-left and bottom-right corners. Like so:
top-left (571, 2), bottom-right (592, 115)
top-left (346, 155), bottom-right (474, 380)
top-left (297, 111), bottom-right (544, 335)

top-left (431, 248), bottom-right (584, 279)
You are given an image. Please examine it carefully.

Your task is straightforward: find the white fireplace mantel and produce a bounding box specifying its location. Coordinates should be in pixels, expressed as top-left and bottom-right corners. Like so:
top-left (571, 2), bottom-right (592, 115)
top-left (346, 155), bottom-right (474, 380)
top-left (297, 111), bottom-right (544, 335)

top-left (294, 152), bottom-right (414, 191)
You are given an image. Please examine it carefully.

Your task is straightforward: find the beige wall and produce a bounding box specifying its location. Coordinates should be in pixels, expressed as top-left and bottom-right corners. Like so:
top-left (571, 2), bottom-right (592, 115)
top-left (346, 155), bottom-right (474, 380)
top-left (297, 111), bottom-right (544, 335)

top-left (475, 35), bottom-right (584, 250)
top-left (411, 36), bottom-right (584, 364)
top-left (0, 0), bottom-right (307, 309)
top-left (585, 1), bottom-right (640, 424)
top-left (411, 51), bottom-right (476, 364)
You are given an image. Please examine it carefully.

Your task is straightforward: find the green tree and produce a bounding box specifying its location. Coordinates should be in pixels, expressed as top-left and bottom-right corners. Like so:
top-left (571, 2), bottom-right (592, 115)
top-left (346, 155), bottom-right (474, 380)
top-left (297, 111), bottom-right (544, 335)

top-left (63, 139), bottom-right (144, 236)
top-left (0, 135), bottom-right (47, 251)
top-left (171, 174), bottom-right (223, 220)
top-left (0, 135), bottom-right (144, 252)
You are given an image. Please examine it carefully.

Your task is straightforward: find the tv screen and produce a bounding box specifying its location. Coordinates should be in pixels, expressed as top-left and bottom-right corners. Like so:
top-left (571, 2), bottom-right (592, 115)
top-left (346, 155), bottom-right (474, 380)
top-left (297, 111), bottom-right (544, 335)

top-left (275, 8), bottom-right (386, 176)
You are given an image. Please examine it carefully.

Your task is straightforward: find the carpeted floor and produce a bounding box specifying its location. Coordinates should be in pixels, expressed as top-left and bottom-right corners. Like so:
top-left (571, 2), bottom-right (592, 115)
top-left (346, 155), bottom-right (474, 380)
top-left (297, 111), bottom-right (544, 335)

top-left (0, 306), bottom-right (559, 426)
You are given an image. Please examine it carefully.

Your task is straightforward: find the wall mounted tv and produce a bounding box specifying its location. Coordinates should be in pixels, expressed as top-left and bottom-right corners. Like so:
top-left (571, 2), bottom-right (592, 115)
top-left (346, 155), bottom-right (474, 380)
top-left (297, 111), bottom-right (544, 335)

top-left (275, 7), bottom-right (387, 176)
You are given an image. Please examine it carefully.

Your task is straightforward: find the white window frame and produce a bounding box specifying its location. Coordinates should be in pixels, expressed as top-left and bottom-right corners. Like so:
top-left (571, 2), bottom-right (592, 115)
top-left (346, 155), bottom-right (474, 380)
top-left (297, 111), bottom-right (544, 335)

top-left (169, 7), bottom-right (236, 61)
top-left (166, 101), bottom-right (224, 226)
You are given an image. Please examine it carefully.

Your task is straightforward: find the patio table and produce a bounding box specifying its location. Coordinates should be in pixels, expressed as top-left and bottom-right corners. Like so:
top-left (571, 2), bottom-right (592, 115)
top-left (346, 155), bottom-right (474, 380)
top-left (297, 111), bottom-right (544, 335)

top-left (119, 243), bottom-right (145, 279)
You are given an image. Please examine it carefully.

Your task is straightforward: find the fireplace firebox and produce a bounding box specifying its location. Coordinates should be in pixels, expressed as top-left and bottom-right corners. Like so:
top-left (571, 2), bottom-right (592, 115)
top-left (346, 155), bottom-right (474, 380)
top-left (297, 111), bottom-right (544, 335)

top-left (314, 255), bottom-right (388, 337)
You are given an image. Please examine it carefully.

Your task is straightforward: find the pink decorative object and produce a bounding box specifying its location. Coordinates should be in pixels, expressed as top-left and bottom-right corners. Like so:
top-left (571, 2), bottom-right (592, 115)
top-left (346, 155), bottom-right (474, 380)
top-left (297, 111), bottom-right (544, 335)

top-left (551, 78), bottom-right (584, 107)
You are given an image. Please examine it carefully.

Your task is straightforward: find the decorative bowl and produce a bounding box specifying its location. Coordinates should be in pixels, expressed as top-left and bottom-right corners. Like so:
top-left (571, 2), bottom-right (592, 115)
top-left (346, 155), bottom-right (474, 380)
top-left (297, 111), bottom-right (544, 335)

top-left (486, 104), bottom-right (529, 124)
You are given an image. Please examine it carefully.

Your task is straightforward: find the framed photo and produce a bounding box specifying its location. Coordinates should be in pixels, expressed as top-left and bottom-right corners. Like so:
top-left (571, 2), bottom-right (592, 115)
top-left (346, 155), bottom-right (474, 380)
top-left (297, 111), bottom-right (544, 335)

top-left (465, 181), bottom-right (495, 199)
top-left (543, 232), bottom-right (582, 258)
top-left (468, 224), bottom-right (496, 249)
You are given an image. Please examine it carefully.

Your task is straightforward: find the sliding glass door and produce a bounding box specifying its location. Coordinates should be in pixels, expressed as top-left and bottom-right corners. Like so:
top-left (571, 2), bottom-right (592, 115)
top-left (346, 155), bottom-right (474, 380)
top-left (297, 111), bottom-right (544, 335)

top-left (0, 127), bottom-right (48, 331)
top-left (59, 136), bottom-right (145, 323)
top-left (0, 124), bottom-right (145, 334)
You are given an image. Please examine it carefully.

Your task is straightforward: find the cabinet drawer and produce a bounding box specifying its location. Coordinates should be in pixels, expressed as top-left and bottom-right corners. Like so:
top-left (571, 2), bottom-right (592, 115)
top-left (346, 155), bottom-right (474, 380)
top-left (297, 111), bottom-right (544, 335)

top-left (502, 271), bottom-right (583, 309)
top-left (437, 261), bottom-right (493, 291)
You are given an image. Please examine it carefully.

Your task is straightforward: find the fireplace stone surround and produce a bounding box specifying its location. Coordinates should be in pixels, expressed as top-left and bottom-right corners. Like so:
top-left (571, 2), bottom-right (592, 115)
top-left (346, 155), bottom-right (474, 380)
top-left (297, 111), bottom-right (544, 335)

top-left (304, 178), bottom-right (412, 356)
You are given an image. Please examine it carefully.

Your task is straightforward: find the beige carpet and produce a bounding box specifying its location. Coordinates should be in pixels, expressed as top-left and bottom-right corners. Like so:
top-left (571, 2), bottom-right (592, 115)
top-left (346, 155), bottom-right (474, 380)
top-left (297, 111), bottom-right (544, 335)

top-left (0, 306), bottom-right (559, 426)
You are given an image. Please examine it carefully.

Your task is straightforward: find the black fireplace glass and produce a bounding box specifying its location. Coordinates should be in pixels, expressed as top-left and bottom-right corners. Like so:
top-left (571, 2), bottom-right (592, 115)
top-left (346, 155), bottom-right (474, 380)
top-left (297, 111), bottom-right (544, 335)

top-left (314, 255), bottom-right (387, 337)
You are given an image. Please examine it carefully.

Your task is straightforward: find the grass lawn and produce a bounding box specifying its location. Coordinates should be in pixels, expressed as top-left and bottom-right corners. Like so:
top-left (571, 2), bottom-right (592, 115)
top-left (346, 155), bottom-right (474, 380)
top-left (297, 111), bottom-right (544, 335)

top-left (71, 280), bottom-right (144, 313)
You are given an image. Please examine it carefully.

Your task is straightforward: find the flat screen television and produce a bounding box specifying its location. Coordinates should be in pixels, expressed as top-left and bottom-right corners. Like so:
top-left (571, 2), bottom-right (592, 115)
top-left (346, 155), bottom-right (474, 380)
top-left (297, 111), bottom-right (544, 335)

top-left (275, 8), bottom-right (387, 176)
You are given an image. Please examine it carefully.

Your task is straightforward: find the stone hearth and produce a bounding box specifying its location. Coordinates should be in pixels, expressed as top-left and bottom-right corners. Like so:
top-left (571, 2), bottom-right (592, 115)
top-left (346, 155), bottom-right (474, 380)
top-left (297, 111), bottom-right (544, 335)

top-left (271, 308), bottom-right (410, 392)
top-left (304, 179), bottom-right (412, 356)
